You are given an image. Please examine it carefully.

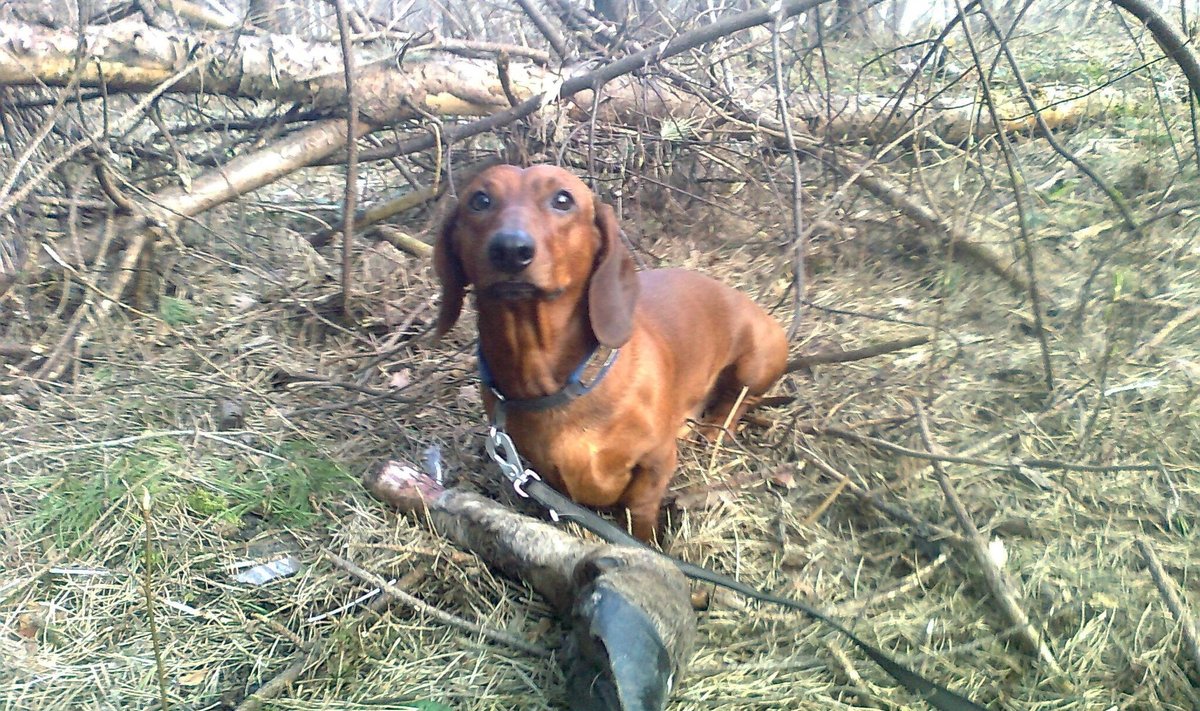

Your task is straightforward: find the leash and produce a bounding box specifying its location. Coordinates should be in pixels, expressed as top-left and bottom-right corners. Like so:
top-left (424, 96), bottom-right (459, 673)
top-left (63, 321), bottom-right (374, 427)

top-left (483, 422), bottom-right (987, 711)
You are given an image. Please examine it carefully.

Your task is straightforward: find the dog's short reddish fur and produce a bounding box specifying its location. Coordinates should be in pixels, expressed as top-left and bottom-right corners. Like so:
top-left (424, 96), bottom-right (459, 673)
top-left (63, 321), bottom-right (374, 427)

top-left (435, 165), bottom-right (788, 542)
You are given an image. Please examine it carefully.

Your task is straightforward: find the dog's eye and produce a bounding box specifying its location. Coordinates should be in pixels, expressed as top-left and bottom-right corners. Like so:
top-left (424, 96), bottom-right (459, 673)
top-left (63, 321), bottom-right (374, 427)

top-left (550, 190), bottom-right (574, 212)
top-left (468, 191), bottom-right (492, 212)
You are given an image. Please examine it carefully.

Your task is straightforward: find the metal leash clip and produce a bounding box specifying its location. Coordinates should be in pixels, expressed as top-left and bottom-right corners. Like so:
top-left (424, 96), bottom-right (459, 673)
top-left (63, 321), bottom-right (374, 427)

top-left (486, 425), bottom-right (541, 498)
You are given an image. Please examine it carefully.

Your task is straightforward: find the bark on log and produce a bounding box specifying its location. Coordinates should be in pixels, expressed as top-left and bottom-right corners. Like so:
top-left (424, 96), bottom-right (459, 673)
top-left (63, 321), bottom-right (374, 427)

top-left (0, 19), bottom-right (546, 123)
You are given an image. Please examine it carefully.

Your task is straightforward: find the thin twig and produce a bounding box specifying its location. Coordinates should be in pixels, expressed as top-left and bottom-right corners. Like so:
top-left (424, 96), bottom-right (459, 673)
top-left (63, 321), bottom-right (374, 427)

top-left (234, 637), bottom-right (325, 711)
top-left (976, 4), bottom-right (1141, 238)
top-left (829, 153), bottom-right (1030, 292)
top-left (35, 228), bottom-right (157, 380)
top-left (913, 399), bottom-right (1064, 678)
top-left (795, 444), bottom-right (967, 547)
top-left (0, 59), bottom-right (86, 207)
top-left (309, 158), bottom-right (499, 250)
top-left (768, 7), bottom-right (806, 342)
top-left (352, 0), bottom-right (864, 165)
top-left (815, 425), bottom-right (1159, 473)
top-left (88, 149), bottom-right (137, 214)
top-left (1131, 304), bottom-right (1200, 358)
top-left (146, 101), bottom-right (192, 191)
top-left (0, 59), bottom-right (206, 216)
top-left (513, 0), bottom-right (570, 61)
top-left (646, 41), bottom-right (1028, 292)
top-left (1, 467), bottom-right (160, 605)
top-left (138, 489), bottom-right (171, 711)
top-left (496, 51), bottom-right (522, 108)
top-left (234, 569), bottom-right (425, 711)
top-left (950, 0), bottom-right (1054, 394)
top-left (324, 549), bottom-right (552, 658)
top-left (1, 429), bottom-right (279, 468)
top-left (410, 37), bottom-right (552, 65)
top-left (834, 552), bottom-right (951, 617)
top-left (823, 640), bottom-right (885, 709)
top-left (332, 0), bottom-right (360, 319)
top-left (1135, 537), bottom-right (1200, 676)
top-left (1109, 0), bottom-right (1200, 104)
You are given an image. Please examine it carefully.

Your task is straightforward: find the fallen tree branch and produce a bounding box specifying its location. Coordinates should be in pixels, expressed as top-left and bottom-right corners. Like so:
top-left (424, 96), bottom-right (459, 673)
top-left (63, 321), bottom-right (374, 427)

top-left (0, 17), bottom-right (1138, 143)
top-left (37, 117), bottom-right (373, 273)
top-left (787, 334), bottom-right (930, 372)
top-left (0, 19), bottom-right (546, 123)
top-left (840, 154), bottom-right (1030, 292)
top-left (353, 0), bottom-right (853, 163)
top-left (374, 226), bottom-right (432, 258)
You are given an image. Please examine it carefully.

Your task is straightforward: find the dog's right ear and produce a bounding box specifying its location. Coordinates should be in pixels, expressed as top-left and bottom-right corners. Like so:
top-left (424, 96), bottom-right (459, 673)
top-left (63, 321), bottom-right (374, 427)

top-left (587, 202), bottom-right (640, 348)
top-left (432, 209), bottom-right (466, 338)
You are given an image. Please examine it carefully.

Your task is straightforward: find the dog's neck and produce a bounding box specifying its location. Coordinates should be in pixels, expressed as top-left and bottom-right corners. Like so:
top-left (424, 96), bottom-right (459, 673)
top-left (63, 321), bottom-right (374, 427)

top-left (476, 290), bottom-right (596, 400)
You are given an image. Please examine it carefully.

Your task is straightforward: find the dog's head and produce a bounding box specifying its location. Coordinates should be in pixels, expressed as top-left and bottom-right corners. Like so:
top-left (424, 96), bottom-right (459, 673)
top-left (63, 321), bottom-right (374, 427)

top-left (434, 165), bottom-right (639, 347)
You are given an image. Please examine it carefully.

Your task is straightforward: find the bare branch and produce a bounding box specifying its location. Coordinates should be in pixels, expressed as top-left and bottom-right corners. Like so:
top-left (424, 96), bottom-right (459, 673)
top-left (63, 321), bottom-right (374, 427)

top-left (332, 0), bottom-right (360, 318)
top-left (1109, 0), bottom-right (1200, 104)
top-left (513, 0), bottom-right (570, 61)
top-left (787, 334), bottom-right (931, 372)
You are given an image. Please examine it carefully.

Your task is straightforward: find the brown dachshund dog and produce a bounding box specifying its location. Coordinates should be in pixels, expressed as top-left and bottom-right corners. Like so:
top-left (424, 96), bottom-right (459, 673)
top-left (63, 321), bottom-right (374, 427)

top-left (434, 165), bottom-right (788, 542)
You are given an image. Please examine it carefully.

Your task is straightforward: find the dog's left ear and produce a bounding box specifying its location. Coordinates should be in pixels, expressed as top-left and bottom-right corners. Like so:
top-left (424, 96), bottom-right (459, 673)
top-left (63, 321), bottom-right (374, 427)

top-left (432, 209), bottom-right (466, 338)
top-left (587, 202), bottom-right (640, 348)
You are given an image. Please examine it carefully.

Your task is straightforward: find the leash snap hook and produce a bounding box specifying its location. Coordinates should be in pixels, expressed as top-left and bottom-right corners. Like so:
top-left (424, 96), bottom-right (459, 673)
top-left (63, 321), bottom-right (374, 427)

top-left (511, 467), bottom-right (543, 498)
top-left (486, 426), bottom-right (519, 468)
top-left (486, 426), bottom-right (544, 499)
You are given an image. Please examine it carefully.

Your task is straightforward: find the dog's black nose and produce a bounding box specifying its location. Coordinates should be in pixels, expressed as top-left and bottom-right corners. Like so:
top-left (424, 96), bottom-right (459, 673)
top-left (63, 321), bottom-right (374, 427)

top-left (487, 230), bottom-right (536, 273)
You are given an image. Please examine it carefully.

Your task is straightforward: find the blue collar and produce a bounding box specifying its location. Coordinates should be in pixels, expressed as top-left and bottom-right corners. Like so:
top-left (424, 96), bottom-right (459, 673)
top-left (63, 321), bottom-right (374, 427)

top-left (478, 342), bottom-right (620, 414)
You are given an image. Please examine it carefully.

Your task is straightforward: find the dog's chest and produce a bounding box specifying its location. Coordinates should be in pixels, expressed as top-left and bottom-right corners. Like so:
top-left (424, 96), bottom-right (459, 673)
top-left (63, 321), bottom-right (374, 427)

top-left (505, 411), bottom-right (644, 505)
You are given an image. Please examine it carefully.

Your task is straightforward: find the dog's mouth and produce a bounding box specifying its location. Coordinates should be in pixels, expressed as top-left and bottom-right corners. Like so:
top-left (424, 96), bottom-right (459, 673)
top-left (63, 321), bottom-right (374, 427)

top-left (483, 281), bottom-right (564, 301)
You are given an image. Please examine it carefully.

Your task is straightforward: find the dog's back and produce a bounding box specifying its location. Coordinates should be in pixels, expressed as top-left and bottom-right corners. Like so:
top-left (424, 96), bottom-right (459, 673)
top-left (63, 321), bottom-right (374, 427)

top-left (636, 268), bottom-right (788, 428)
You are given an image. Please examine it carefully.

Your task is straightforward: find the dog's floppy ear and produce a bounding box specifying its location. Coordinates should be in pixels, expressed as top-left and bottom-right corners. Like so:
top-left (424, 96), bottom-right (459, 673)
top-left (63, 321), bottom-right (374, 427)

top-left (587, 202), bottom-right (640, 348)
top-left (432, 209), bottom-right (466, 338)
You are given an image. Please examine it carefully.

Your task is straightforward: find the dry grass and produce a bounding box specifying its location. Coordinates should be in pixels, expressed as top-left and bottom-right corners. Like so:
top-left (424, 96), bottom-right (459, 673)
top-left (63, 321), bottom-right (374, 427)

top-left (3, 124), bottom-right (1200, 711)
